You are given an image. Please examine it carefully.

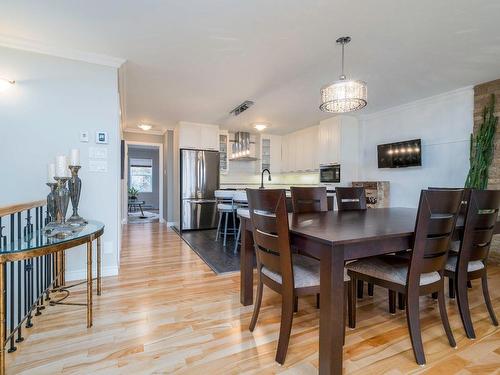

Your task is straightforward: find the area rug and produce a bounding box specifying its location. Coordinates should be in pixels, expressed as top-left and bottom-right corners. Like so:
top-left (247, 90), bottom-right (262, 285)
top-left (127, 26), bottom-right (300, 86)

top-left (128, 211), bottom-right (160, 223)
top-left (177, 229), bottom-right (254, 274)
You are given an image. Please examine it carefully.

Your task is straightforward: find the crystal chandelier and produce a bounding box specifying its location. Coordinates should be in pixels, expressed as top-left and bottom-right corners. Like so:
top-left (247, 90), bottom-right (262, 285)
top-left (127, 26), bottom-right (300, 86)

top-left (320, 36), bottom-right (367, 113)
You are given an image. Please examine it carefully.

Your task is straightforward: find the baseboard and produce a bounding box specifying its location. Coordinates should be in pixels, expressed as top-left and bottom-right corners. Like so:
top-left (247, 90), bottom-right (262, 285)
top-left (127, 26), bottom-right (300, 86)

top-left (65, 266), bottom-right (119, 282)
top-left (166, 221), bottom-right (176, 227)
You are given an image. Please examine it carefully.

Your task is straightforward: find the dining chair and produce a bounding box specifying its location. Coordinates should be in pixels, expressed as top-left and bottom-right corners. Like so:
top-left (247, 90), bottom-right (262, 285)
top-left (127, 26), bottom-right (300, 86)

top-left (335, 187), bottom-right (373, 298)
top-left (290, 186), bottom-right (328, 213)
top-left (444, 189), bottom-right (500, 339)
top-left (290, 186), bottom-right (332, 309)
top-left (214, 190), bottom-right (237, 247)
top-left (246, 188), bottom-right (351, 364)
top-left (346, 189), bottom-right (463, 365)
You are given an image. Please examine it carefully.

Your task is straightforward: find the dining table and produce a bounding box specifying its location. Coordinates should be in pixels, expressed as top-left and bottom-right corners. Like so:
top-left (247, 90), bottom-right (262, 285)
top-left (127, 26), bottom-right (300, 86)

top-left (238, 207), bottom-right (500, 375)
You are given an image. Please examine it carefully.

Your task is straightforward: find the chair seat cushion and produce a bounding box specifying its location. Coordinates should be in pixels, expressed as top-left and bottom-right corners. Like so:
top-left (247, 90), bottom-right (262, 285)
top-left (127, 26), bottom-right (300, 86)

top-left (217, 203), bottom-right (236, 211)
top-left (445, 254), bottom-right (484, 273)
top-left (262, 254), bottom-right (349, 288)
top-left (237, 208), bottom-right (250, 218)
top-left (346, 256), bottom-right (441, 286)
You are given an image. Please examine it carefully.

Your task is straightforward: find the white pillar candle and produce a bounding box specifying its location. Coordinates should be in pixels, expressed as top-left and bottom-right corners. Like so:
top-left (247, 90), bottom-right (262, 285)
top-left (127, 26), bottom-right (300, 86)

top-left (47, 163), bottom-right (56, 182)
top-left (55, 155), bottom-right (68, 177)
top-left (70, 148), bottom-right (80, 166)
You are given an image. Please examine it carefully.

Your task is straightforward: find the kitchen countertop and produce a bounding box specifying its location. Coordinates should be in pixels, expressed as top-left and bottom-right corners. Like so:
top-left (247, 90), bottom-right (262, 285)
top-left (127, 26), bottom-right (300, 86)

top-left (219, 184), bottom-right (336, 192)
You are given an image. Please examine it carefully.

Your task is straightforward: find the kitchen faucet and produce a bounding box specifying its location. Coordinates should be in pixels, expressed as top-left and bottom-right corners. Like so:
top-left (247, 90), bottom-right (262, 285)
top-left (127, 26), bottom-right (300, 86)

top-left (260, 168), bottom-right (271, 189)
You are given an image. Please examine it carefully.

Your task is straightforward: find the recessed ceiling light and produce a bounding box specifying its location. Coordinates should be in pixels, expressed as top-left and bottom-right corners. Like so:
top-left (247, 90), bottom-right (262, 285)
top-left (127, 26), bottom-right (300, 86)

top-left (0, 78), bottom-right (15, 93)
top-left (138, 124), bottom-right (152, 131)
top-left (253, 123), bottom-right (268, 131)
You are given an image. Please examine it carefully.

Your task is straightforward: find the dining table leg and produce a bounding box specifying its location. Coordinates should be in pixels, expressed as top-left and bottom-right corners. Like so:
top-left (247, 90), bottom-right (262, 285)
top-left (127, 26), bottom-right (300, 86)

top-left (86, 240), bottom-right (93, 328)
top-left (319, 245), bottom-right (345, 375)
top-left (240, 219), bottom-right (254, 306)
top-left (0, 263), bottom-right (5, 375)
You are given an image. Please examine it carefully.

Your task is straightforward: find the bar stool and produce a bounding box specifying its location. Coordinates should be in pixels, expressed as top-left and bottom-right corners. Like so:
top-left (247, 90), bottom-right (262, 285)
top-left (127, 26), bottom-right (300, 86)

top-left (215, 190), bottom-right (237, 247)
top-left (232, 190), bottom-right (249, 254)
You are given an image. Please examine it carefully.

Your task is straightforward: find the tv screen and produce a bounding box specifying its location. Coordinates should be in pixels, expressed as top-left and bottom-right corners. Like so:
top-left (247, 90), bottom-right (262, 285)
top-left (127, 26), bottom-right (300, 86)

top-left (377, 139), bottom-right (421, 168)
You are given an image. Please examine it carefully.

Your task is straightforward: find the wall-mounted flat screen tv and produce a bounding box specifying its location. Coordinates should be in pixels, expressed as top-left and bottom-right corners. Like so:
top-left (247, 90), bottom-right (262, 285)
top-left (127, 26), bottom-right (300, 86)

top-left (377, 139), bottom-right (422, 168)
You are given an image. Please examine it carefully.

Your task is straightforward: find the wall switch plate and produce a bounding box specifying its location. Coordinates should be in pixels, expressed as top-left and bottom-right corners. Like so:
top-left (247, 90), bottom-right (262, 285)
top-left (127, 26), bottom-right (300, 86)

top-left (96, 131), bottom-right (108, 144)
top-left (80, 131), bottom-right (89, 142)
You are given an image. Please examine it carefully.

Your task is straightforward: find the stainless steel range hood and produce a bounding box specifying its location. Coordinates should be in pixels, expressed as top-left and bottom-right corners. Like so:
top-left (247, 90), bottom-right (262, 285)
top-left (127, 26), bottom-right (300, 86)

top-left (229, 131), bottom-right (259, 161)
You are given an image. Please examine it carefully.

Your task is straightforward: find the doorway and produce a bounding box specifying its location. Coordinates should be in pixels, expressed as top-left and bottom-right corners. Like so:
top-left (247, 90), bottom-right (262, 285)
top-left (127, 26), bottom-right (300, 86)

top-left (125, 142), bottom-right (164, 224)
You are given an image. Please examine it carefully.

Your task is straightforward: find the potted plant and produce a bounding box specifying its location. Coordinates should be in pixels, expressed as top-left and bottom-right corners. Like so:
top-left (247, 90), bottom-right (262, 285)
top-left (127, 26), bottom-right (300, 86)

top-left (128, 187), bottom-right (140, 200)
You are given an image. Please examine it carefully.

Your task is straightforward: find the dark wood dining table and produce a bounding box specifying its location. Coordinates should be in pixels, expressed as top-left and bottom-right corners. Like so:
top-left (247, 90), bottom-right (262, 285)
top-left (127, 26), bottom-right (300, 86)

top-left (238, 207), bottom-right (500, 375)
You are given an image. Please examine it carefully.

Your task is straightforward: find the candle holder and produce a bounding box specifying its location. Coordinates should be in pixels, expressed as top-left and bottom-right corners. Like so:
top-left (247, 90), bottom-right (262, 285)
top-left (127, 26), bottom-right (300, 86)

top-left (67, 165), bottom-right (87, 225)
top-left (43, 182), bottom-right (58, 232)
top-left (54, 176), bottom-right (71, 232)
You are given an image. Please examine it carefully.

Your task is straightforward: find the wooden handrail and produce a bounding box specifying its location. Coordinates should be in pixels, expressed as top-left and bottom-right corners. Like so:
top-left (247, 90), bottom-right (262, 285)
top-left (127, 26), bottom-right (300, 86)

top-left (0, 200), bottom-right (46, 217)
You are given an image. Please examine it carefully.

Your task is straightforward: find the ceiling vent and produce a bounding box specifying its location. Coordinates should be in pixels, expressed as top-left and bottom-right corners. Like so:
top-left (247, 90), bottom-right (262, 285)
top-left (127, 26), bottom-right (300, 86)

top-left (229, 100), bottom-right (254, 116)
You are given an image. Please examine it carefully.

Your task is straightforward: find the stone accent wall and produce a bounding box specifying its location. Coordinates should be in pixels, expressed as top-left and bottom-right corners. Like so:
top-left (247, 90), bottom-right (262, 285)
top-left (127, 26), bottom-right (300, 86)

top-left (474, 79), bottom-right (500, 263)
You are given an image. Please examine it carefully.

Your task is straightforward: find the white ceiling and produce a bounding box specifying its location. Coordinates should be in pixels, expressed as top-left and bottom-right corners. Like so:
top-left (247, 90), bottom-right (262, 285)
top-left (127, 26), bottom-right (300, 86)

top-left (1, 0), bottom-right (500, 135)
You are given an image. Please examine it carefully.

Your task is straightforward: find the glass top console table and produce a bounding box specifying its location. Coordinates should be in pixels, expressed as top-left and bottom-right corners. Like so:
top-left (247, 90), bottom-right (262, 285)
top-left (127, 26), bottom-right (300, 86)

top-left (0, 218), bottom-right (104, 375)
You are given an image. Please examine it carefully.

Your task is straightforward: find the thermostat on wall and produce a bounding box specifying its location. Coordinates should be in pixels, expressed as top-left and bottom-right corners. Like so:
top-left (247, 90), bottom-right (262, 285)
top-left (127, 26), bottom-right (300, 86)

top-left (96, 131), bottom-right (108, 144)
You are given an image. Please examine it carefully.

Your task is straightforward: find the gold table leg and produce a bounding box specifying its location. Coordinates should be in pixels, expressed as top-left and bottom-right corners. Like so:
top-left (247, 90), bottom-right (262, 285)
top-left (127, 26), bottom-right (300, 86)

top-left (87, 241), bottom-right (93, 328)
top-left (61, 250), bottom-right (66, 286)
top-left (97, 237), bottom-right (102, 296)
top-left (0, 263), bottom-right (5, 375)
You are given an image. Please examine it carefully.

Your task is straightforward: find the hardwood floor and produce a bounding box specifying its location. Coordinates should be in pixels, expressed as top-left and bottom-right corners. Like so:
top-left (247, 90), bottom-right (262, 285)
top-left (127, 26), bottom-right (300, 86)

top-left (7, 223), bottom-right (500, 374)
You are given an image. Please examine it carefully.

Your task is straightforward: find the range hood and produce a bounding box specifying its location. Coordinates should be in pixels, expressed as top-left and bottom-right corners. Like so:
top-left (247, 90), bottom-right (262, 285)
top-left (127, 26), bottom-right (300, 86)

top-left (229, 132), bottom-right (259, 161)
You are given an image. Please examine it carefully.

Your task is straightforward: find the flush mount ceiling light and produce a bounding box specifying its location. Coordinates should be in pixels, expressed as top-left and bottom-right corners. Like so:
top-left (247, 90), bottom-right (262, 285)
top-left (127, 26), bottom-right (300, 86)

top-left (253, 123), bottom-right (268, 131)
top-left (138, 124), bottom-right (152, 131)
top-left (0, 78), bottom-right (15, 93)
top-left (320, 36), bottom-right (367, 113)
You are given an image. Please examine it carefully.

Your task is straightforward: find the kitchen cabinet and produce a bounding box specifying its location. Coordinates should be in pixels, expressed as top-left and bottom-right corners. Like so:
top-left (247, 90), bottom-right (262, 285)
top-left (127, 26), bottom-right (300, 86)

top-left (178, 122), bottom-right (219, 150)
top-left (219, 130), bottom-right (229, 174)
top-left (318, 117), bottom-right (341, 165)
top-left (259, 134), bottom-right (282, 174)
top-left (281, 126), bottom-right (318, 172)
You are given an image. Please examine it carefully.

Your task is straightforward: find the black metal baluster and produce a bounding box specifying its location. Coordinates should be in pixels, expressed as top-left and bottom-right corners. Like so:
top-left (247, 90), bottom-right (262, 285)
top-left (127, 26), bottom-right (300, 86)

top-left (8, 214), bottom-right (16, 352)
top-left (25, 259), bottom-right (32, 328)
top-left (35, 256), bottom-right (41, 316)
top-left (16, 212), bottom-right (23, 343)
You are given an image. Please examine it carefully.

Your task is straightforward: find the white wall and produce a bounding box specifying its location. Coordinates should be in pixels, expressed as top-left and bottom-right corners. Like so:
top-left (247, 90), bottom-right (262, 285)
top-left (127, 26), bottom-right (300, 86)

top-left (359, 87), bottom-right (473, 208)
top-left (0, 46), bottom-right (121, 280)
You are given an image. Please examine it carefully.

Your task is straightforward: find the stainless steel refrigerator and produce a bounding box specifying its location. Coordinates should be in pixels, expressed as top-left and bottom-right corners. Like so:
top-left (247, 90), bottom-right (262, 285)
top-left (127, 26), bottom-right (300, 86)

top-left (180, 149), bottom-right (220, 231)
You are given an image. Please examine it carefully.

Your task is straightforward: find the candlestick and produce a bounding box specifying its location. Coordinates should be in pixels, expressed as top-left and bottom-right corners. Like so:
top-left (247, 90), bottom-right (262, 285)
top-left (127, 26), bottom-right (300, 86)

top-left (70, 149), bottom-right (80, 166)
top-left (55, 155), bottom-right (68, 177)
top-left (67, 165), bottom-right (86, 225)
top-left (47, 163), bottom-right (56, 182)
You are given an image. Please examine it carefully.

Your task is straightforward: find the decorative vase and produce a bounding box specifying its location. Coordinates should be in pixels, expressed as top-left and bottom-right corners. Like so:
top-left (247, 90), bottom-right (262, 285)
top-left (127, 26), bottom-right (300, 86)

top-left (44, 182), bottom-right (58, 230)
top-left (67, 165), bottom-right (87, 224)
top-left (54, 176), bottom-right (71, 229)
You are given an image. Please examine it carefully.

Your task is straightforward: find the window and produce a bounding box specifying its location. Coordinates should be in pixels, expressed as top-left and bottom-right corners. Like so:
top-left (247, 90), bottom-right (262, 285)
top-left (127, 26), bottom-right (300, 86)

top-left (130, 158), bottom-right (153, 193)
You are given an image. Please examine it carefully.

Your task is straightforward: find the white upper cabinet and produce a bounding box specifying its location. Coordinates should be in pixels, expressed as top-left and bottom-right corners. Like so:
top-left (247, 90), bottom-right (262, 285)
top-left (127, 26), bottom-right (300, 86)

top-left (257, 134), bottom-right (282, 174)
top-left (318, 117), bottom-right (341, 165)
top-left (178, 122), bottom-right (219, 150)
top-left (281, 126), bottom-right (319, 172)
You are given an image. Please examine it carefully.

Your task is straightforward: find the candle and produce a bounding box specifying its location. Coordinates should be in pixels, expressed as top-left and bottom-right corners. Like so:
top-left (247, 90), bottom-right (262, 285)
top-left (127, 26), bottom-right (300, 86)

top-left (70, 148), bottom-right (80, 166)
top-left (47, 163), bottom-right (56, 182)
top-left (55, 155), bottom-right (68, 177)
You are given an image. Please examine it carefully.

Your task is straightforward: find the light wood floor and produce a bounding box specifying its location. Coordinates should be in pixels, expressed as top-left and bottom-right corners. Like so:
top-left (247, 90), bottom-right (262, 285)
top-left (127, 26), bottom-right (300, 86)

top-left (7, 223), bottom-right (500, 374)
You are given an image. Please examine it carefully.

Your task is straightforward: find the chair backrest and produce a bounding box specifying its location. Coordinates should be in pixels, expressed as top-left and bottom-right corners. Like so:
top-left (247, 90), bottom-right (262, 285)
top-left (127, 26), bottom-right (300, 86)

top-left (215, 190), bottom-right (234, 204)
top-left (459, 189), bottom-right (500, 266)
top-left (335, 187), bottom-right (367, 211)
top-left (290, 186), bottom-right (327, 213)
top-left (233, 190), bottom-right (248, 206)
top-left (408, 189), bottom-right (463, 286)
top-left (428, 187), bottom-right (471, 215)
top-left (246, 189), bottom-right (293, 288)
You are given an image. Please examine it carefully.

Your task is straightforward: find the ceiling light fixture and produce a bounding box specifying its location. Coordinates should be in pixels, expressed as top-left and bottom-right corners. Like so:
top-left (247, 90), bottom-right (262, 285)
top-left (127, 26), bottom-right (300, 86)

top-left (320, 36), bottom-right (367, 113)
top-left (0, 78), bottom-right (15, 93)
top-left (138, 124), bottom-right (152, 131)
top-left (253, 123), bottom-right (268, 131)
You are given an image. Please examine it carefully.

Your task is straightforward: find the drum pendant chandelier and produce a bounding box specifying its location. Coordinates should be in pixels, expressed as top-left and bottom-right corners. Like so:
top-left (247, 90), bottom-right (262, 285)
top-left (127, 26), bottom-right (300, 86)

top-left (320, 36), bottom-right (367, 113)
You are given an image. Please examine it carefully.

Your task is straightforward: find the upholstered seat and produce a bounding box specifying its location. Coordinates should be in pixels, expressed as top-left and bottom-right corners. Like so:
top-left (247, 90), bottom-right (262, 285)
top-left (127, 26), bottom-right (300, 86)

top-left (237, 207), bottom-right (250, 218)
top-left (449, 240), bottom-right (460, 253)
top-left (217, 203), bottom-right (237, 211)
top-left (445, 254), bottom-right (484, 273)
top-left (262, 254), bottom-right (349, 288)
top-left (346, 256), bottom-right (441, 286)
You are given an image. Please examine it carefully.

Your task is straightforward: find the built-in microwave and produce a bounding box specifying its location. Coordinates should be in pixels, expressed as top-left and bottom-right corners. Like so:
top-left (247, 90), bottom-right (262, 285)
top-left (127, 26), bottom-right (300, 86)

top-left (319, 163), bottom-right (341, 183)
